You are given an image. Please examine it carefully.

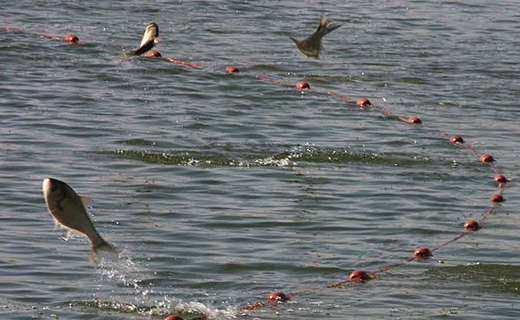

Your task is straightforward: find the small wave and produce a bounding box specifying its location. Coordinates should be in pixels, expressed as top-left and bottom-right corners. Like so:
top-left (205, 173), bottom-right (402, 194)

top-left (92, 248), bottom-right (238, 319)
top-left (99, 144), bottom-right (432, 168)
top-left (78, 297), bottom-right (236, 319)
top-left (428, 263), bottom-right (520, 296)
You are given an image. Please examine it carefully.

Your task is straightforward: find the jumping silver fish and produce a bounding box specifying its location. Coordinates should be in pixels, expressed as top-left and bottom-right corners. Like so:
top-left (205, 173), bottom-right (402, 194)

top-left (130, 22), bottom-right (160, 56)
top-left (290, 16), bottom-right (341, 59)
top-left (42, 178), bottom-right (115, 253)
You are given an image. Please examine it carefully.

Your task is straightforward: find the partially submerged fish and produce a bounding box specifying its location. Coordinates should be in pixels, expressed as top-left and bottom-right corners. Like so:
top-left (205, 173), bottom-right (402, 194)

top-left (290, 16), bottom-right (341, 58)
top-left (42, 178), bottom-right (115, 253)
top-left (130, 22), bottom-right (160, 56)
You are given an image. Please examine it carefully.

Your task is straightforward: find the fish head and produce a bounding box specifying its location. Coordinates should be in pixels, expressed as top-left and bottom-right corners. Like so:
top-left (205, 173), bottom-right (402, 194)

top-left (43, 178), bottom-right (70, 226)
top-left (43, 178), bottom-right (67, 203)
top-left (139, 22), bottom-right (160, 48)
top-left (42, 177), bottom-right (83, 216)
top-left (145, 22), bottom-right (159, 38)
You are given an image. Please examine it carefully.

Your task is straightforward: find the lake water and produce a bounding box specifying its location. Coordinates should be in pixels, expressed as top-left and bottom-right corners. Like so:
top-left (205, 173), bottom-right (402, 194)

top-left (1, 1), bottom-right (519, 319)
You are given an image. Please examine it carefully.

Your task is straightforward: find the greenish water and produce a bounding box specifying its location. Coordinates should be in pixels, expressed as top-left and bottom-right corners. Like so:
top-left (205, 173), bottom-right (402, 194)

top-left (1, 1), bottom-right (519, 319)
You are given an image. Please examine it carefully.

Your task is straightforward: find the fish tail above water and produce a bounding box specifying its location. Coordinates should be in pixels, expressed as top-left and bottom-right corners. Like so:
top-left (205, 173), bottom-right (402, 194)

top-left (89, 239), bottom-right (118, 265)
top-left (315, 16), bottom-right (341, 37)
top-left (88, 229), bottom-right (117, 264)
top-left (90, 229), bottom-right (117, 253)
top-left (290, 16), bottom-right (341, 58)
top-left (92, 237), bottom-right (117, 252)
top-left (129, 22), bottom-right (160, 56)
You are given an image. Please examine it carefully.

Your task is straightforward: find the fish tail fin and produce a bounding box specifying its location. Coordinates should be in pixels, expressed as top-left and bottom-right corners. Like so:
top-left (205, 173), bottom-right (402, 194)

top-left (90, 231), bottom-right (116, 253)
top-left (89, 238), bottom-right (117, 265)
top-left (317, 16), bottom-right (342, 36)
top-left (93, 239), bottom-right (116, 253)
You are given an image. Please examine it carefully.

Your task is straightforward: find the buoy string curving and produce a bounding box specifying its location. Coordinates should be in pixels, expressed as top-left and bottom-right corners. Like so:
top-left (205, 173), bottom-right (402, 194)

top-left (2, 25), bottom-right (510, 320)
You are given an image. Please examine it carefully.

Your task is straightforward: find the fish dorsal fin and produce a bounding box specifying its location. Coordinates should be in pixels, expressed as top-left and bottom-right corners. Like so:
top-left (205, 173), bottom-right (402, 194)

top-left (80, 195), bottom-right (92, 207)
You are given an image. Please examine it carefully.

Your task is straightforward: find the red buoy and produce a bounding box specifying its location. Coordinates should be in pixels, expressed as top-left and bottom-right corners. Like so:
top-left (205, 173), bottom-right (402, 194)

top-left (164, 315), bottom-right (184, 320)
top-left (490, 194), bottom-right (504, 203)
top-left (479, 154), bottom-right (494, 163)
top-left (494, 175), bottom-right (507, 184)
top-left (399, 116), bottom-right (422, 124)
top-left (226, 66), bottom-right (240, 73)
top-left (414, 247), bottom-right (432, 258)
top-left (450, 135), bottom-right (464, 144)
top-left (349, 270), bottom-right (371, 282)
top-left (356, 98), bottom-right (371, 106)
top-left (295, 81), bottom-right (310, 90)
top-left (408, 116), bottom-right (422, 124)
top-left (267, 291), bottom-right (290, 302)
top-left (64, 35), bottom-right (79, 43)
top-left (464, 220), bottom-right (480, 231)
top-left (143, 51), bottom-right (162, 57)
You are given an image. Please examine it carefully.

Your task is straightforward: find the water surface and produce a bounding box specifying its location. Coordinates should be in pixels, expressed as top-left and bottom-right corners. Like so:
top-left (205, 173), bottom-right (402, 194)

top-left (1, 1), bottom-right (519, 319)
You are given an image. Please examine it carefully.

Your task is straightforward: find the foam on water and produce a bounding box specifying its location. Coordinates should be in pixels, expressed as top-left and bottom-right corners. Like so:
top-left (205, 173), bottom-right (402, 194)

top-left (101, 144), bottom-right (433, 169)
top-left (97, 249), bottom-right (143, 289)
top-left (94, 248), bottom-right (238, 319)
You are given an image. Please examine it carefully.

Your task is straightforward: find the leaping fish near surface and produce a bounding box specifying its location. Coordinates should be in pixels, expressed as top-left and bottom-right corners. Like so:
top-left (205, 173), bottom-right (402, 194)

top-left (129, 22), bottom-right (161, 56)
top-left (290, 16), bottom-right (341, 59)
top-left (42, 178), bottom-right (115, 255)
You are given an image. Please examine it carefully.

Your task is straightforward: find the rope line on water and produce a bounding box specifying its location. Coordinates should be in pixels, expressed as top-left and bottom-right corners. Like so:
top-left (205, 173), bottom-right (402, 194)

top-left (142, 51), bottom-right (202, 68)
top-left (236, 77), bottom-right (508, 312)
top-left (1, 27), bottom-right (510, 320)
top-left (1, 26), bottom-right (82, 43)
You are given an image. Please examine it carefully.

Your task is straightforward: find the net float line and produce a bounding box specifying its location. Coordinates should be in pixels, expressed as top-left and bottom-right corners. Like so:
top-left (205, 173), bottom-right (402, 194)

top-left (242, 194), bottom-right (505, 309)
top-left (165, 57), bottom-right (201, 69)
top-left (1, 26), bottom-right (81, 43)
top-left (233, 76), bottom-right (509, 310)
top-left (3, 28), bottom-right (510, 317)
top-left (236, 77), bottom-right (509, 313)
top-left (238, 291), bottom-right (294, 311)
top-left (257, 76), bottom-right (505, 175)
top-left (238, 199), bottom-right (504, 312)
top-left (0, 27), bottom-right (202, 67)
top-left (236, 190), bottom-right (507, 310)
top-left (257, 76), bottom-right (296, 87)
top-left (0, 25), bottom-right (511, 169)
top-left (245, 188), bottom-right (503, 302)
top-left (372, 196), bottom-right (503, 274)
top-left (226, 66), bottom-right (240, 73)
top-left (142, 51), bottom-right (202, 69)
top-left (164, 314), bottom-right (208, 320)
